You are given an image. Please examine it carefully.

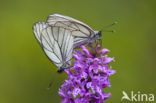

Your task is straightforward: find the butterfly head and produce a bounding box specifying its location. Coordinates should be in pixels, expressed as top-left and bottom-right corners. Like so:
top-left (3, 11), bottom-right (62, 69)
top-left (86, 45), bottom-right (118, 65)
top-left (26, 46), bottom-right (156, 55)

top-left (57, 62), bottom-right (71, 73)
top-left (57, 68), bottom-right (64, 73)
top-left (90, 31), bottom-right (102, 44)
top-left (97, 31), bottom-right (102, 37)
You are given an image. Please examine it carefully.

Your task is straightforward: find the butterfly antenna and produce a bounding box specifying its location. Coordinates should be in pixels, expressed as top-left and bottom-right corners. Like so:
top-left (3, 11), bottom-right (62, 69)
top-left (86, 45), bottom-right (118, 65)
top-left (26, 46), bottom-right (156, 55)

top-left (47, 71), bottom-right (56, 89)
top-left (47, 80), bottom-right (54, 89)
top-left (102, 30), bottom-right (116, 33)
top-left (100, 21), bottom-right (118, 32)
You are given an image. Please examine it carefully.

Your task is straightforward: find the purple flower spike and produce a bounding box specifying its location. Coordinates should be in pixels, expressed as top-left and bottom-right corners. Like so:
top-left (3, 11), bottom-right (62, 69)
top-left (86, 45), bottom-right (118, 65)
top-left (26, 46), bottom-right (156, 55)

top-left (59, 45), bottom-right (116, 103)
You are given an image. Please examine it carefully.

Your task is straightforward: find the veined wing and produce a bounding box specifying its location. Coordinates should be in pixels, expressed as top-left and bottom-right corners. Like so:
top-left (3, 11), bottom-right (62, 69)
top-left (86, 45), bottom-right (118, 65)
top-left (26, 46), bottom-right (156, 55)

top-left (33, 22), bottom-right (47, 44)
top-left (47, 14), bottom-right (96, 37)
top-left (73, 37), bottom-right (90, 48)
top-left (33, 22), bottom-right (74, 70)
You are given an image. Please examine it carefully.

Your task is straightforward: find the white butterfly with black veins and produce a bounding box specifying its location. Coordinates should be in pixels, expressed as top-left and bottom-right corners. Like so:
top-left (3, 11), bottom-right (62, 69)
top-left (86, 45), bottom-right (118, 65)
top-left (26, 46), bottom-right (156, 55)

top-left (47, 14), bottom-right (101, 48)
top-left (33, 14), bottom-right (101, 73)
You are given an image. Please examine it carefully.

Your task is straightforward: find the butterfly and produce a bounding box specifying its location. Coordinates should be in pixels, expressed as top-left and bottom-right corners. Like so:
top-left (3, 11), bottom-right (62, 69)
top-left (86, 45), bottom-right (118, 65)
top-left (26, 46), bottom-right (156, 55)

top-left (47, 14), bottom-right (102, 48)
top-left (33, 14), bottom-right (101, 73)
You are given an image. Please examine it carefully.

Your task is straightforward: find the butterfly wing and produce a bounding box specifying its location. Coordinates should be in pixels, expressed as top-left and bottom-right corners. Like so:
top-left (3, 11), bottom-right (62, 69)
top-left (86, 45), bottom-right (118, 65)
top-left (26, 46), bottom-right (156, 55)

top-left (33, 22), bottom-right (73, 71)
top-left (33, 22), bottom-right (47, 44)
top-left (47, 14), bottom-right (98, 48)
top-left (47, 14), bottom-right (94, 32)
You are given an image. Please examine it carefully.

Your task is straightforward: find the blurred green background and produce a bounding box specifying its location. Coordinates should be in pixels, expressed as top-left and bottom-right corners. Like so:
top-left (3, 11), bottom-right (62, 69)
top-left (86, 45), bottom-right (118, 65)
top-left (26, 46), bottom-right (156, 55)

top-left (0, 0), bottom-right (156, 103)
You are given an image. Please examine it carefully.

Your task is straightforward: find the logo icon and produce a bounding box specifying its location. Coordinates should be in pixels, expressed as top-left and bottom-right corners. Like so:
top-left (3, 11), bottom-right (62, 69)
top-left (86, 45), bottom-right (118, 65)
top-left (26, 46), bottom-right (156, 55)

top-left (121, 91), bottom-right (131, 101)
